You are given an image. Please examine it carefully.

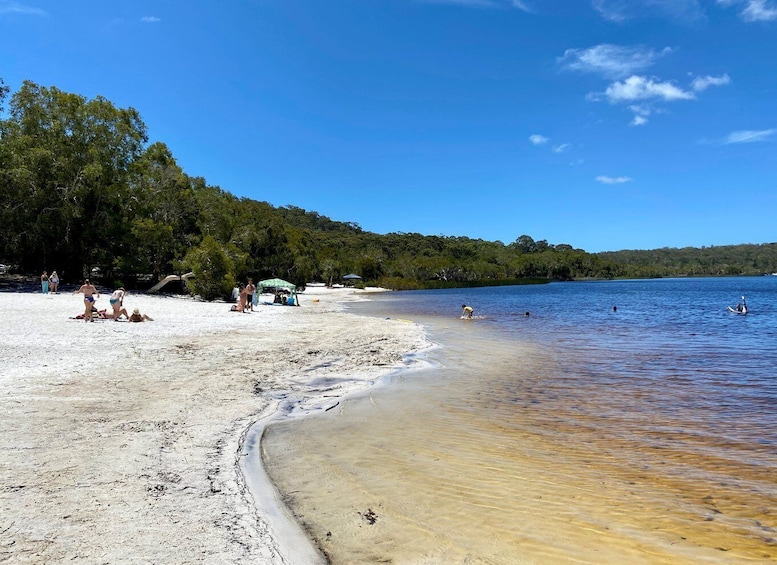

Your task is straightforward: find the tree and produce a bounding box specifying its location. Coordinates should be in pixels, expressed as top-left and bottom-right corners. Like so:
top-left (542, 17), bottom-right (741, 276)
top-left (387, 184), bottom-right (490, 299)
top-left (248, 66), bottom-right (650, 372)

top-left (183, 235), bottom-right (234, 300)
top-left (0, 81), bottom-right (147, 278)
top-left (510, 235), bottom-right (537, 254)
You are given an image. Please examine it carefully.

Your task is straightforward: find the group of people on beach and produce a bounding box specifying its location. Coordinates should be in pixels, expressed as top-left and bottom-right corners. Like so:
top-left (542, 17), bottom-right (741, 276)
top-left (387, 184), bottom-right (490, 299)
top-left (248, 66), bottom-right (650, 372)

top-left (231, 279), bottom-right (256, 312)
top-left (72, 279), bottom-right (153, 323)
top-left (40, 270), bottom-right (60, 294)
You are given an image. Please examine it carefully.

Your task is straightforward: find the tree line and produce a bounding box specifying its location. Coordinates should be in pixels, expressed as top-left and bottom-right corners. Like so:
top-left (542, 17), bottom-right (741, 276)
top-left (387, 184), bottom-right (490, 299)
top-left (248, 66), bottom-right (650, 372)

top-left (1, 79), bottom-right (775, 299)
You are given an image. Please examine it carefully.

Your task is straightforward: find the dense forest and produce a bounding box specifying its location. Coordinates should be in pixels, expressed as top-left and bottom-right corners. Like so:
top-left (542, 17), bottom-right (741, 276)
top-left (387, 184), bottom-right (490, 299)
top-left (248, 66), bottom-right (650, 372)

top-left (1, 79), bottom-right (776, 299)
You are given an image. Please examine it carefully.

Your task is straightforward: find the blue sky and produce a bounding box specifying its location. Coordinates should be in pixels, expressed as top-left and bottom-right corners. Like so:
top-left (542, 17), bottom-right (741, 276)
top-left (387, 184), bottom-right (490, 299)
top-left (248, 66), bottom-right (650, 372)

top-left (1, 0), bottom-right (775, 252)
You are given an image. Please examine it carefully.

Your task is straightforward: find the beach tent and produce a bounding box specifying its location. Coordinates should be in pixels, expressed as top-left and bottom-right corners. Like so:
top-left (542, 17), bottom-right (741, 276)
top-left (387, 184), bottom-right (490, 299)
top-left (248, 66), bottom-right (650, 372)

top-left (342, 274), bottom-right (362, 286)
top-left (258, 278), bottom-right (300, 306)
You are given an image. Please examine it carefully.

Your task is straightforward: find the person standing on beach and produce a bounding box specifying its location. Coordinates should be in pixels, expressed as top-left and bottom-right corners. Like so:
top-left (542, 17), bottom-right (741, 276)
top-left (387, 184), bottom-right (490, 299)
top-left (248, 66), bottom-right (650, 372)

top-left (49, 271), bottom-right (59, 293)
top-left (41, 271), bottom-right (49, 294)
top-left (74, 279), bottom-right (99, 322)
top-left (245, 279), bottom-right (256, 312)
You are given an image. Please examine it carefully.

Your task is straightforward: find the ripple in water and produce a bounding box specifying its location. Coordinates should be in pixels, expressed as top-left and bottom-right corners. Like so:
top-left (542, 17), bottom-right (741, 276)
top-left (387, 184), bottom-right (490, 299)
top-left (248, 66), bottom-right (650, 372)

top-left (262, 278), bottom-right (777, 563)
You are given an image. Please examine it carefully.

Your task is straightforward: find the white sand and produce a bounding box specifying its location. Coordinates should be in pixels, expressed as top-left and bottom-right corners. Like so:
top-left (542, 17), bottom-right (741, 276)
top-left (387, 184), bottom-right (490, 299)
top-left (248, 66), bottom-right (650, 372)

top-left (0, 286), bottom-right (428, 563)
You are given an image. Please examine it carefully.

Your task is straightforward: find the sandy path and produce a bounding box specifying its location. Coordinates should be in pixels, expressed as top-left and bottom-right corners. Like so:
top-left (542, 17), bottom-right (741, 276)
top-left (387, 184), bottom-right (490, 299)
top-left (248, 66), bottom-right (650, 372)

top-left (0, 287), bottom-right (426, 563)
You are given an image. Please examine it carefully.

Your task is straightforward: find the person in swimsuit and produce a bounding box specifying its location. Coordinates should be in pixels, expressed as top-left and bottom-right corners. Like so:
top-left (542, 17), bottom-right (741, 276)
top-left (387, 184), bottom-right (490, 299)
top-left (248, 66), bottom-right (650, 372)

top-left (49, 271), bottom-right (59, 293)
top-left (74, 279), bottom-right (99, 322)
top-left (109, 287), bottom-right (127, 320)
top-left (129, 308), bottom-right (153, 322)
top-left (245, 279), bottom-right (256, 312)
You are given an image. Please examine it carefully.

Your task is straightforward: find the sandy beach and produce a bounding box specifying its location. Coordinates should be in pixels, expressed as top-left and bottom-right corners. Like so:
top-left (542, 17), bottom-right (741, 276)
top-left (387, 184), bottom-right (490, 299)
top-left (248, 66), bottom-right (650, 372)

top-left (0, 286), bottom-right (427, 563)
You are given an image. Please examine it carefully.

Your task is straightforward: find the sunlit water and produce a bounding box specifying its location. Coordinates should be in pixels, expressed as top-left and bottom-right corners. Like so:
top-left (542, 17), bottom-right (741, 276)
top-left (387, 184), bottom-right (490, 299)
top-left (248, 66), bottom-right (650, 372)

top-left (261, 278), bottom-right (777, 564)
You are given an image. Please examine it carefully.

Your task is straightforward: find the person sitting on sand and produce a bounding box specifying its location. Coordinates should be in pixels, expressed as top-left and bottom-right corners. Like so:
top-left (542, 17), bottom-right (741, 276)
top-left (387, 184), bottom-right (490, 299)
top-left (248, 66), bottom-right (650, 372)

top-left (461, 304), bottom-right (474, 319)
top-left (74, 279), bottom-right (99, 322)
top-left (129, 307), bottom-right (153, 322)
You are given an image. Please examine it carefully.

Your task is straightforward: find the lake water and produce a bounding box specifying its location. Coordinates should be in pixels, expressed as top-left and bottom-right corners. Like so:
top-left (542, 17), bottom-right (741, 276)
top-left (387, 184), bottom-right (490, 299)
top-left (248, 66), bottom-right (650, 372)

top-left (261, 277), bottom-right (777, 564)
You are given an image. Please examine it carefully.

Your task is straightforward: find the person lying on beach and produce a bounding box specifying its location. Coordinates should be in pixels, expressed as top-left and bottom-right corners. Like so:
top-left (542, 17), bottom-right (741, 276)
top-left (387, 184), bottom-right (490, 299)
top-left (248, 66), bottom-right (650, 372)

top-left (129, 308), bottom-right (153, 322)
top-left (74, 279), bottom-right (99, 322)
top-left (71, 309), bottom-right (115, 320)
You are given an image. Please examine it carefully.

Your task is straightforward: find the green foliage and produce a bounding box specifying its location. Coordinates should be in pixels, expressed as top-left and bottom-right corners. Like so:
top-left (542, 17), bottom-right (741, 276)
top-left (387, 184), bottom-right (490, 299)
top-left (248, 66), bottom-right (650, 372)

top-left (2, 77), bottom-right (774, 297)
top-left (183, 235), bottom-right (234, 300)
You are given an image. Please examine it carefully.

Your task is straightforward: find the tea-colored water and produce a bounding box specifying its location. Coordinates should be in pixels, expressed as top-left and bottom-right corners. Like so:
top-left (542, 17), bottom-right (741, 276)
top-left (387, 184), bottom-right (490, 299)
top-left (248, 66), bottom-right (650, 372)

top-left (262, 331), bottom-right (776, 563)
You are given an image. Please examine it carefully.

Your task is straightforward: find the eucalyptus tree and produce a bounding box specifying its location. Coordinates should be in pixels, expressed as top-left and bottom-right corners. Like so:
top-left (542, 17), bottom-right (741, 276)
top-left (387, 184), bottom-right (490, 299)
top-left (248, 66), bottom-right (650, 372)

top-left (0, 81), bottom-right (147, 279)
top-left (124, 142), bottom-right (200, 280)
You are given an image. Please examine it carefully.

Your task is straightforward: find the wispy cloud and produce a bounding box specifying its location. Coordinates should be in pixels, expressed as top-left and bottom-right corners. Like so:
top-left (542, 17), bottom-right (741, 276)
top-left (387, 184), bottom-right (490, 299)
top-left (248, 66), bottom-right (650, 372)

top-left (0, 1), bottom-right (47, 16)
top-left (596, 175), bottom-right (633, 184)
top-left (559, 44), bottom-right (671, 79)
top-left (631, 115), bottom-right (648, 126)
top-left (141, 16), bottom-right (161, 23)
top-left (592, 0), bottom-right (704, 22)
top-left (691, 74), bottom-right (731, 91)
top-left (604, 76), bottom-right (695, 102)
top-left (416, 0), bottom-right (499, 6)
top-left (512, 0), bottom-right (533, 12)
top-left (529, 134), bottom-right (549, 145)
top-left (552, 143), bottom-right (570, 153)
top-left (717, 0), bottom-right (777, 21)
top-left (724, 129), bottom-right (776, 143)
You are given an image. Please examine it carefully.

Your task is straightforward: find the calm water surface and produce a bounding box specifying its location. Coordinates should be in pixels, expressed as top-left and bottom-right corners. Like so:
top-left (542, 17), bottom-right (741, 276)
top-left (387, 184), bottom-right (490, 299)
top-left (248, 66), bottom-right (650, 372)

top-left (262, 278), bottom-right (777, 564)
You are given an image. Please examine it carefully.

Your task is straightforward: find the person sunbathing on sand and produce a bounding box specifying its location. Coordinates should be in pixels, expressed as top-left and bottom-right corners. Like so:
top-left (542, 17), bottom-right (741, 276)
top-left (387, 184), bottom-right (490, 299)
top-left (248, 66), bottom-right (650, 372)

top-left (71, 308), bottom-right (116, 320)
top-left (129, 308), bottom-right (153, 322)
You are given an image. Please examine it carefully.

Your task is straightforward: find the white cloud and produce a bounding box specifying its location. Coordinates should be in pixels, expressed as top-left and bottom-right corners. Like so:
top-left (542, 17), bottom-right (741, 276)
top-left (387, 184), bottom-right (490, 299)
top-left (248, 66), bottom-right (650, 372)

top-left (718, 0), bottom-right (777, 21)
top-left (592, 0), bottom-right (704, 22)
top-left (512, 0), bottom-right (533, 12)
top-left (691, 74), bottom-right (731, 91)
top-left (141, 16), bottom-right (161, 23)
top-left (552, 143), bottom-right (570, 153)
top-left (529, 134), bottom-right (549, 145)
top-left (596, 175), bottom-right (633, 184)
top-left (605, 75), bottom-right (695, 102)
top-left (0, 1), bottom-right (47, 16)
top-left (417, 0), bottom-right (498, 6)
top-left (559, 44), bottom-right (671, 79)
top-left (631, 115), bottom-right (649, 126)
top-left (724, 129), bottom-right (776, 143)
top-left (742, 0), bottom-right (777, 20)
